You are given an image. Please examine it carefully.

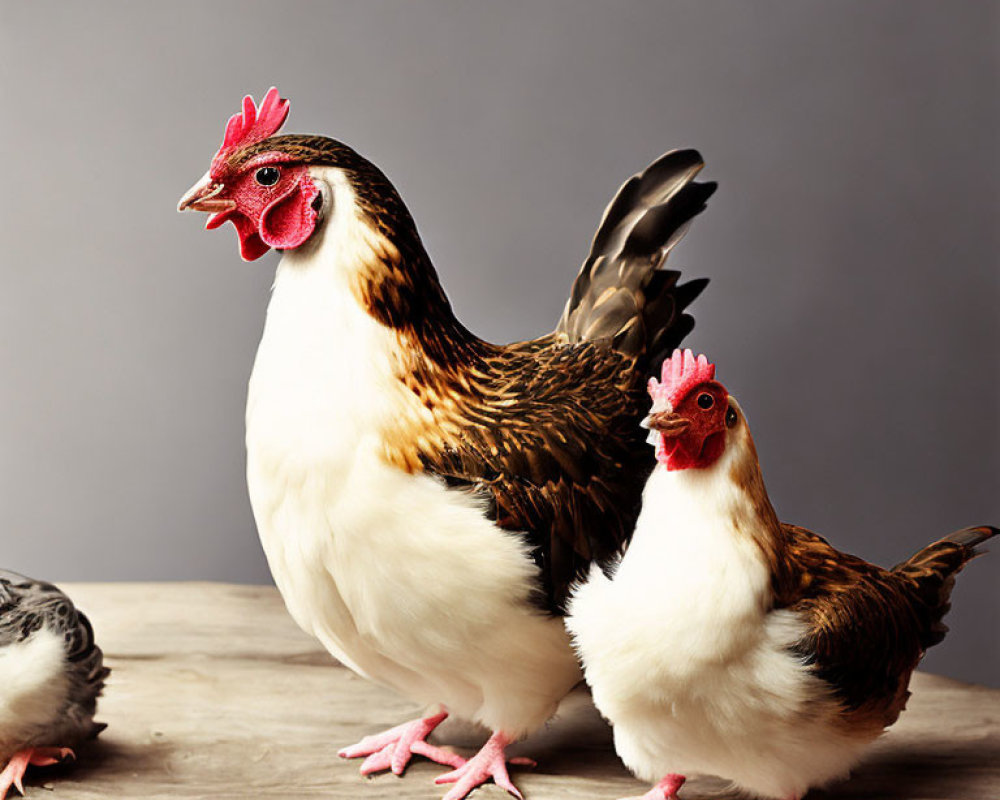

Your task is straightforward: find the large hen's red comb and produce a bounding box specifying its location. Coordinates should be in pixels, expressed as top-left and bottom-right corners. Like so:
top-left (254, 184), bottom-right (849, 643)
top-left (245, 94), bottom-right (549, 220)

top-left (648, 349), bottom-right (716, 410)
top-left (211, 87), bottom-right (289, 174)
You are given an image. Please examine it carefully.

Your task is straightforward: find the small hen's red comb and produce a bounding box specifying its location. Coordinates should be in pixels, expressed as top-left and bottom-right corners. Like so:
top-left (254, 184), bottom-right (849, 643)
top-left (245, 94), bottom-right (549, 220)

top-left (211, 87), bottom-right (289, 173)
top-left (648, 349), bottom-right (716, 409)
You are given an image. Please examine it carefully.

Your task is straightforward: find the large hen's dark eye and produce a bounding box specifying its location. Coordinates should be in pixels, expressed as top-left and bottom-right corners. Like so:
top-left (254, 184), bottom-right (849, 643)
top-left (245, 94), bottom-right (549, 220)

top-left (255, 166), bottom-right (280, 186)
top-left (697, 392), bottom-right (715, 410)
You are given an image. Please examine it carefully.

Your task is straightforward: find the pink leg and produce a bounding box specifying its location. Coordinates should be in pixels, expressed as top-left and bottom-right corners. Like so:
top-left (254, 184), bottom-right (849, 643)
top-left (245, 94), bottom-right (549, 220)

top-left (434, 731), bottom-right (535, 800)
top-left (0, 748), bottom-right (74, 800)
top-left (339, 710), bottom-right (465, 776)
top-left (621, 773), bottom-right (686, 800)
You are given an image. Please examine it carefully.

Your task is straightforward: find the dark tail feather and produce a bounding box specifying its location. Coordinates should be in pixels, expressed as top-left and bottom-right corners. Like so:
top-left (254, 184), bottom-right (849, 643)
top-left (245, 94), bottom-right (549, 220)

top-left (892, 525), bottom-right (997, 649)
top-left (555, 149), bottom-right (715, 371)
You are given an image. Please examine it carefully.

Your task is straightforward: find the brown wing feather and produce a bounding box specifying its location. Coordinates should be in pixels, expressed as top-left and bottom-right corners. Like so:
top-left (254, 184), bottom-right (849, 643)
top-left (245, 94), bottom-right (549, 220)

top-left (370, 151), bottom-right (714, 613)
top-left (774, 525), bottom-right (924, 725)
top-left (410, 339), bottom-right (652, 613)
top-left (774, 524), bottom-right (995, 728)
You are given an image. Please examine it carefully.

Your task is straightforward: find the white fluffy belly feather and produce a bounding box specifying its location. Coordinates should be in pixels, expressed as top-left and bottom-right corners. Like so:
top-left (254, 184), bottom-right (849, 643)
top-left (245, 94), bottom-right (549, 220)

top-left (245, 216), bottom-right (578, 735)
top-left (249, 444), bottom-right (579, 734)
top-left (0, 628), bottom-right (70, 761)
top-left (568, 463), bottom-right (873, 799)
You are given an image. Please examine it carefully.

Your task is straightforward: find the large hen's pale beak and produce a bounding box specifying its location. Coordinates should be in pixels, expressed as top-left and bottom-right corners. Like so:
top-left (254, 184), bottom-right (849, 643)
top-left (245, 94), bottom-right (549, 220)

top-left (177, 175), bottom-right (236, 213)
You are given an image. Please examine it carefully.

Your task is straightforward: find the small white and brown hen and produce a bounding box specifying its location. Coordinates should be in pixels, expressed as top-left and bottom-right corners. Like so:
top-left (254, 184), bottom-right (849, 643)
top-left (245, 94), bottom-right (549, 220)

top-left (567, 349), bottom-right (995, 800)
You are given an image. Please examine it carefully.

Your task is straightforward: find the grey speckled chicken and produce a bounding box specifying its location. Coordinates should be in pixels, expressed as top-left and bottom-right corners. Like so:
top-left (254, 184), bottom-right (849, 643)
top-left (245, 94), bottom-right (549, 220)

top-left (0, 570), bottom-right (108, 799)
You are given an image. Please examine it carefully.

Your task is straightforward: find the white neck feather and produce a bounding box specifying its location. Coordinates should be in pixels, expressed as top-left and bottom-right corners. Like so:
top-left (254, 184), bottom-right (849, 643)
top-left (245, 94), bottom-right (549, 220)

top-left (613, 430), bottom-right (775, 643)
top-left (246, 167), bottom-right (401, 462)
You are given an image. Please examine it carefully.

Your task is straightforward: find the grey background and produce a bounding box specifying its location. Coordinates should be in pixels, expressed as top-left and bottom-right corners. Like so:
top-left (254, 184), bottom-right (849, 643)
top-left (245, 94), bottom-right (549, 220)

top-left (0, 1), bottom-right (996, 686)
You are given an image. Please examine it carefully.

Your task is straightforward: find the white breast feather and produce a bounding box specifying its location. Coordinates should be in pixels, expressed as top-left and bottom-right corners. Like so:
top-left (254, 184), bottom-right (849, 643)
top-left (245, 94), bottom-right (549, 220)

top-left (567, 446), bottom-right (876, 799)
top-left (0, 628), bottom-right (70, 761)
top-left (245, 168), bottom-right (580, 736)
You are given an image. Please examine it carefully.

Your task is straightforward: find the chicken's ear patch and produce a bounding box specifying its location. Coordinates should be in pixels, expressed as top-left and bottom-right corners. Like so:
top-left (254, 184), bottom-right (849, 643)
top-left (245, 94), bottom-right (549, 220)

top-left (259, 175), bottom-right (320, 250)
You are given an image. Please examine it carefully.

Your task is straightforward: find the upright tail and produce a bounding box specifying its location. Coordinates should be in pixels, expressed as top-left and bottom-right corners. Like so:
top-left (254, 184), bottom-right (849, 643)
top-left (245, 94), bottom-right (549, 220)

top-left (892, 525), bottom-right (997, 649)
top-left (555, 149), bottom-right (716, 371)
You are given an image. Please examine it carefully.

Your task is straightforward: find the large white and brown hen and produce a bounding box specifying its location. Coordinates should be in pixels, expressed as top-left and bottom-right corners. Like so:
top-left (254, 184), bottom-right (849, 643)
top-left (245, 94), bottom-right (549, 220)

top-left (179, 87), bottom-right (714, 799)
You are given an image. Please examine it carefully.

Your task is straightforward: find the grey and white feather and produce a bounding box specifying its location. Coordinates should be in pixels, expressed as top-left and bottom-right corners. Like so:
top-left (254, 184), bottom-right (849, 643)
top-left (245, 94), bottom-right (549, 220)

top-left (0, 570), bottom-right (108, 764)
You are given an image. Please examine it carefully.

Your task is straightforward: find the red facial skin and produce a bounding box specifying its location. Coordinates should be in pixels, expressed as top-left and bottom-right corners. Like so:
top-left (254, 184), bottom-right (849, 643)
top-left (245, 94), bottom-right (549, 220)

top-left (656, 381), bottom-right (730, 471)
top-left (206, 153), bottom-right (320, 261)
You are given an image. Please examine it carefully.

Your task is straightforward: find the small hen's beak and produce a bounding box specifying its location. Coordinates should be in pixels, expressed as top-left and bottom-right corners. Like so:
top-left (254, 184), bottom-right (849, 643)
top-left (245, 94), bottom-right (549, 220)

top-left (641, 411), bottom-right (691, 438)
top-left (177, 176), bottom-right (236, 213)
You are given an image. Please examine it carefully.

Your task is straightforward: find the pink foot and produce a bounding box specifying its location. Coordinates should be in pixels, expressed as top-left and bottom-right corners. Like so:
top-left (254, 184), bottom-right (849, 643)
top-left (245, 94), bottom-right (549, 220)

top-left (339, 710), bottom-right (465, 776)
top-left (622, 773), bottom-right (686, 800)
top-left (434, 731), bottom-right (535, 800)
top-left (0, 748), bottom-right (74, 800)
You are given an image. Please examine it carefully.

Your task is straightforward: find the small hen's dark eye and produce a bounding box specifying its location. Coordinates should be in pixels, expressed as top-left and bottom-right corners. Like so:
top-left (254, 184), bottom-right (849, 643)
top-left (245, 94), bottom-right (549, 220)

top-left (697, 392), bottom-right (714, 410)
top-left (255, 166), bottom-right (280, 186)
top-left (726, 406), bottom-right (738, 428)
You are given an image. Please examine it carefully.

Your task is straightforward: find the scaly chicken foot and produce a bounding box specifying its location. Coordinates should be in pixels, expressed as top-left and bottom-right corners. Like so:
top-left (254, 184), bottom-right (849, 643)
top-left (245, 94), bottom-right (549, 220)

top-left (338, 710), bottom-right (464, 776)
top-left (434, 730), bottom-right (535, 800)
top-left (622, 773), bottom-right (686, 800)
top-left (0, 747), bottom-right (74, 800)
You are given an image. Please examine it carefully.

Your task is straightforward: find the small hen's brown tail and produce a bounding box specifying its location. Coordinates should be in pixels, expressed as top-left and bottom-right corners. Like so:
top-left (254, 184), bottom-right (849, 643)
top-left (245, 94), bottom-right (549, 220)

top-left (556, 149), bottom-right (715, 373)
top-left (892, 525), bottom-right (997, 649)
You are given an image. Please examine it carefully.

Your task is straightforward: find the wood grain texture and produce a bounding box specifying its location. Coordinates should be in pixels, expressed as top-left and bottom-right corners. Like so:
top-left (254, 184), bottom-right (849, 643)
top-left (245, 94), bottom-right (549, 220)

top-left (21, 583), bottom-right (997, 800)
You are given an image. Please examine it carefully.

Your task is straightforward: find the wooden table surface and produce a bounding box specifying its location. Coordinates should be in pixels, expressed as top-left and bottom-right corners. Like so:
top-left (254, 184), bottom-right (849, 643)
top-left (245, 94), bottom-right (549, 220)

top-left (24, 582), bottom-right (998, 800)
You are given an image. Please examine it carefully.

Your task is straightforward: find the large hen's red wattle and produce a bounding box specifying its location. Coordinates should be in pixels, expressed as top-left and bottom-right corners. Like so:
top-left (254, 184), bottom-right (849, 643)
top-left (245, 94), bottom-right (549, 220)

top-left (206, 158), bottom-right (319, 261)
top-left (259, 176), bottom-right (320, 251)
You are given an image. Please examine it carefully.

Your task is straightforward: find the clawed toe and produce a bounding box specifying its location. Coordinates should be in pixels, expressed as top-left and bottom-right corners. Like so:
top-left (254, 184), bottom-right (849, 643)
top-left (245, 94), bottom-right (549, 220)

top-left (339, 711), bottom-right (461, 776)
top-left (434, 731), bottom-right (531, 800)
top-left (0, 748), bottom-right (75, 800)
top-left (621, 774), bottom-right (686, 800)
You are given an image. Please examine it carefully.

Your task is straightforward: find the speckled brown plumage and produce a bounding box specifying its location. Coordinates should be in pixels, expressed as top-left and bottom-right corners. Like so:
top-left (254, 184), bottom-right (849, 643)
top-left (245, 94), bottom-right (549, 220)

top-left (770, 524), bottom-right (996, 728)
top-left (387, 335), bottom-right (652, 609)
top-left (723, 425), bottom-right (995, 729)
top-left (235, 137), bottom-right (715, 612)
